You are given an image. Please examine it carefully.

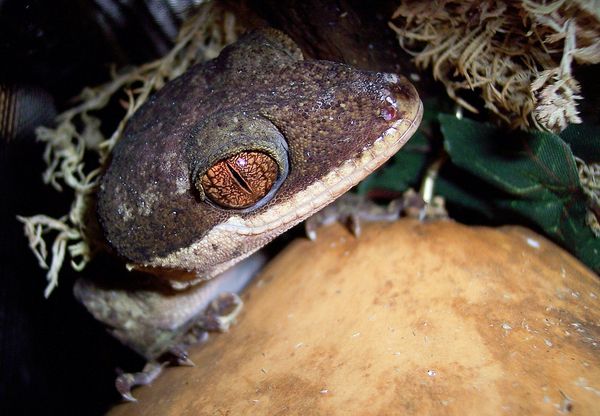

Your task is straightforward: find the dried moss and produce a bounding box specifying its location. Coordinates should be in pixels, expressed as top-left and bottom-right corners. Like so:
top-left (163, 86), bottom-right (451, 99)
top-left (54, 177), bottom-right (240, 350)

top-left (390, 0), bottom-right (600, 132)
top-left (576, 157), bottom-right (600, 237)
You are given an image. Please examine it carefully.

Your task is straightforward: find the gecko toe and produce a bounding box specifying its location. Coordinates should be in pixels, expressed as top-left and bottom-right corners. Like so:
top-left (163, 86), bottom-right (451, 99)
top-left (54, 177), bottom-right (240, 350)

top-left (115, 373), bottom-right (138, 402)
top-left (199, 293), bottom-right (244, 332)
top-left (115, 361), bottom-right (166, 402)
top-left (169, 345), bottom-right (196, 367)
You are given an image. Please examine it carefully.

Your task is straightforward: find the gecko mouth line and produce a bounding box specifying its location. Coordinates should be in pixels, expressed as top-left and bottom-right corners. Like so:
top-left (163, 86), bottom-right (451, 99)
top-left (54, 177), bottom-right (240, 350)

top-left (221, 98), bottom-right (424, 236)
top-left (144, 97), bottom-right (423, 273)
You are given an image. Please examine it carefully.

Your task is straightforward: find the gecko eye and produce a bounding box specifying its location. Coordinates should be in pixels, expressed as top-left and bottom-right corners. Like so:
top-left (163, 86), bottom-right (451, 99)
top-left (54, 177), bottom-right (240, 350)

top-left (197, 151), bottom-right (279, 209)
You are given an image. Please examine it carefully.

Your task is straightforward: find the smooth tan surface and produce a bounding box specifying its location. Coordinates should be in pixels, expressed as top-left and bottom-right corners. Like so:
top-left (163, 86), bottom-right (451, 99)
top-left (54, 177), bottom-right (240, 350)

top-left (109, 220), bottom-right (600, 415)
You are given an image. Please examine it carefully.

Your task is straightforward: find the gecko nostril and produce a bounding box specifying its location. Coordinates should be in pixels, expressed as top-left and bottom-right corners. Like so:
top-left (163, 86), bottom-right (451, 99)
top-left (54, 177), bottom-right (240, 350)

top-left (381, 105), bottom-right (397, 121)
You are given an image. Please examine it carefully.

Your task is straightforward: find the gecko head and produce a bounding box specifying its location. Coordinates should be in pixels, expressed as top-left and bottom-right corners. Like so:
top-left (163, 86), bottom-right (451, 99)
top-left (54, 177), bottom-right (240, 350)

top-left (97, 29), bottom-right (422, 283)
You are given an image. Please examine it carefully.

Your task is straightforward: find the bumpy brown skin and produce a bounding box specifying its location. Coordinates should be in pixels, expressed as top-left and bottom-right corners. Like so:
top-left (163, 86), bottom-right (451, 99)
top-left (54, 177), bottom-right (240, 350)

top-left (97, 28), bottom-right (421, 278)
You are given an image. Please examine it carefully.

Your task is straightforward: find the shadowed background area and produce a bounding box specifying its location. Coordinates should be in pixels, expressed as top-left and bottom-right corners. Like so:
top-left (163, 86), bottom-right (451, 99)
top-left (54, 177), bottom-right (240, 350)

top-left (0, 0), bottom-right (186, 413)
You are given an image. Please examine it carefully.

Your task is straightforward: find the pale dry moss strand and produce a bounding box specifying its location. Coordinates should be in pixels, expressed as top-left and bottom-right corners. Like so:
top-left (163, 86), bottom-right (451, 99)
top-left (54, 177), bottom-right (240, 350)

top-left (576, 157), bottom-right (600, 237)
top-left (19, 1), bottom-right (241, 297)
top-left (390, 0), bottom-right (600, 131)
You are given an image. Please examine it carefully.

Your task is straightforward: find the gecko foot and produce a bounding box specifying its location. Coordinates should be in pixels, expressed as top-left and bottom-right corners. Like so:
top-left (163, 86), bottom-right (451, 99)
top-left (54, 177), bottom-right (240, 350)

top-left (115, 326), bottom-right (212, 401)
top-left (305, 190), bottom-right (448, 241)
top-left (402, 188), bottom-right (448, 221)
top-left (168, 344), bottom-right (196, 367)
top-left (111, 292), bottom-right (245, 401)
top-left (115, 361), bottom-right (166, 402)
top-left (305, 193), bottom-right (403, 240)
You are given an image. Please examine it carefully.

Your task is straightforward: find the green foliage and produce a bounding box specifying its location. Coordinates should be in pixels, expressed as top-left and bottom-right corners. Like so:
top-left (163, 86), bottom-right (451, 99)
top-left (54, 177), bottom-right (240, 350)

top-left (358, 99), bottom-right (599, 273)
top-left (438, 115), bottom-right (599, 273)
top-left (560, 123), bottom-right (600, 162)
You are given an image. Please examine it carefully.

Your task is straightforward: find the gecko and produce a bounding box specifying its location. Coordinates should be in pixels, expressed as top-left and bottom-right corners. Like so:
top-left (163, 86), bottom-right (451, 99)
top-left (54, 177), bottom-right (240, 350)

top-left (74, 28), bottom-right (422, 401)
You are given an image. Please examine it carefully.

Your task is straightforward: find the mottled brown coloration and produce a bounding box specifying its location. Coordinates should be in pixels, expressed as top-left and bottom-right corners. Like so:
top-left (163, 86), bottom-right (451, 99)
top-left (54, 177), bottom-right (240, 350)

top-left (199, 151), bottom-right (279, 209)
top-left (106, 221), bottom-right (600, 416)
top-left (97, 28), bottom-right (421, 277)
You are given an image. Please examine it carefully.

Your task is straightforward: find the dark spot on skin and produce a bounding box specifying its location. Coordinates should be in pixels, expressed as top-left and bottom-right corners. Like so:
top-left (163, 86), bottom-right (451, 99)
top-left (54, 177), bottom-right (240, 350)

top-left (211, 243), bottom-right (219, 251)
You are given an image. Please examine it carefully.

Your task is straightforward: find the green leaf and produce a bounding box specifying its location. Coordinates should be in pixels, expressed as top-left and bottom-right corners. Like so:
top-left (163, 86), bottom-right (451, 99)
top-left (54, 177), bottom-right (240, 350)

top-left (560, 124), bottom-right (600, 162)
top-left (434, 175), bottom-right (496, 221)
top-left (439, 114), bottom-right (599, 273)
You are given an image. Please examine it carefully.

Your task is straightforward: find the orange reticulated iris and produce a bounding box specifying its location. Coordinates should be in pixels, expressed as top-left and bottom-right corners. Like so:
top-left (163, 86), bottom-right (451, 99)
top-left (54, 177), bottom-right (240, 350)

top-left (199, 151), bottom-right (278, 209)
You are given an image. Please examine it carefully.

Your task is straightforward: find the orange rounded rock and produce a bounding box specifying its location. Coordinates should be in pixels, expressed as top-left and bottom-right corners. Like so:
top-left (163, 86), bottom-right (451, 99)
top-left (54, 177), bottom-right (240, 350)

top-left (108, 220), bottom-right (600, 415)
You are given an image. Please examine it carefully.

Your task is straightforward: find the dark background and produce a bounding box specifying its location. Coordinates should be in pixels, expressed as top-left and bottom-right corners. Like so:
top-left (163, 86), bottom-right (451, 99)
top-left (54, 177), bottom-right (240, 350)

top-left (0, 0), bottom-right (179, 413)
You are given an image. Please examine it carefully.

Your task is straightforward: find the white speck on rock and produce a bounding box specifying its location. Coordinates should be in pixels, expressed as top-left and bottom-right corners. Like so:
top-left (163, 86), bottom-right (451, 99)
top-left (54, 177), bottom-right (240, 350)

top-left (427, 370), bottom-right (437, 377)
top-left (526, 237), bottom-right (540, 248)
top-left (575, 377), bottom-right (600, 396)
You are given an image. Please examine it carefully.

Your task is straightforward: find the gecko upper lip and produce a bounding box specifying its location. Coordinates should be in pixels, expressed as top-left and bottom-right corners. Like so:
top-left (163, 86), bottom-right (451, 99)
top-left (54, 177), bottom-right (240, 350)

top-left (218, 97), bottom-right (424, 236)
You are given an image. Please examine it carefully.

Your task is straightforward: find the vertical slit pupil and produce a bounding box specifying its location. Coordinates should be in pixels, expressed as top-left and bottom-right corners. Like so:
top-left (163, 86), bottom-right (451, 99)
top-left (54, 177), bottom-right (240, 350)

top-left (225, 160), bottom-right (252, 194)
